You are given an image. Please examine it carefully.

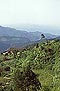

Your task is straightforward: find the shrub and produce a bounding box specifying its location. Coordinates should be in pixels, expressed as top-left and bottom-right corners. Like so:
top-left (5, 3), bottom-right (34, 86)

top-left (14, 67), bottom-right (41, 91)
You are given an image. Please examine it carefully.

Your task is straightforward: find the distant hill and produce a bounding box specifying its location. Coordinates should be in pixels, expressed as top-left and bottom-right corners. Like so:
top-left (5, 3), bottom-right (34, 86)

top-left (0, 36), bottom-right (30, 52)
top-left (0, 25), bottom-right (58, 52)
top-left (0, 25), bottom-right (57, 41)
top-left (55, 36), bottom-right (60, 40)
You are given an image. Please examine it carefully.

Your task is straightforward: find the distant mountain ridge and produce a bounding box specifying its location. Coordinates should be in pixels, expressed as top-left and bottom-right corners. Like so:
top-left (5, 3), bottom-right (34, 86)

top-left (0, 25), bottom-right (58, 52)
top-left (0, 25), bottom-right (57, 41)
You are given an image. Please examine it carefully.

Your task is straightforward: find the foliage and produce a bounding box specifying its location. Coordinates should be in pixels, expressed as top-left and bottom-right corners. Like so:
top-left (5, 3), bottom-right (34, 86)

top-left (0, 39), bottom-right (60, 91)
top-left (14, 67), bottom-right (41, 91)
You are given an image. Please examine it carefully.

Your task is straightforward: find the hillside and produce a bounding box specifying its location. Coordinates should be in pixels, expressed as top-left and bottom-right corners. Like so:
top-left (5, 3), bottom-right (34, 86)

top-left (0, 36), bottom-right (31, 52)
top-left (0, 39), bottom-right (60, 91)
top-left (0, 25), bottom-right (58, 52)
top-left (0, 25), bottom-right (57, 41)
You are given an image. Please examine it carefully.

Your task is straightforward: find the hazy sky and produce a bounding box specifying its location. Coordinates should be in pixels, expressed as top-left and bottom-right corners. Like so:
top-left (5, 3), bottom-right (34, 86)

top-left (0, 0), bottom-right (60, 26)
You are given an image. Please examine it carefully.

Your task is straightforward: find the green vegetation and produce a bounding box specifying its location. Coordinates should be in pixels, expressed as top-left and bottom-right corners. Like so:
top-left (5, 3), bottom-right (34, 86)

top-left (0, 39), bottom-right (60, 91)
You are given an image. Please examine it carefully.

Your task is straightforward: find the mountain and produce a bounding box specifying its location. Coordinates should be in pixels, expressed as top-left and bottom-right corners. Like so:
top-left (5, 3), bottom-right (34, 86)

top-left (0, 36), bottom-right (30, 52)
top-left (0, 25), bottom-right (57, 52)
top-left (55, 36), bottom-right (60, 40)
top-left (0, 25), bottom-right (57, 41)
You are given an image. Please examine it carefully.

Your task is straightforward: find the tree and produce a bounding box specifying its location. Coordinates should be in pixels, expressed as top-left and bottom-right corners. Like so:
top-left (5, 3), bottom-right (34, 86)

top-left (41, 34), bottom-right (45, 39)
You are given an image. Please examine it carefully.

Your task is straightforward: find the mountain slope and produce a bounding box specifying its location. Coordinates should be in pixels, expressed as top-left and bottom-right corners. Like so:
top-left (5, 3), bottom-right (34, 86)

top-left (0, 36), bottom-right (30, 52)
top-left (0, 39), bottom-right (60, 91)
top-left (0, 25), bottom-right (57, 41)
top-left (0, 25), bottom-right (58, 52)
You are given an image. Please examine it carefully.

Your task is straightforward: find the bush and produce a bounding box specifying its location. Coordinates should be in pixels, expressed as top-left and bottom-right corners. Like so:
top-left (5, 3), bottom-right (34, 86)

top-left (14, 67), bottom-right (42, 91)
